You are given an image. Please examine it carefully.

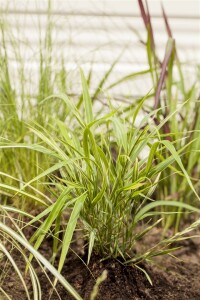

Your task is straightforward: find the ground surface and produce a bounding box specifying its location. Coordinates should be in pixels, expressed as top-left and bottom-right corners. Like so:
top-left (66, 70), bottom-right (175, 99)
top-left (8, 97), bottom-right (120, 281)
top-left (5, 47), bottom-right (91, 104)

top-left (0, 223), bottom-right (200, 300)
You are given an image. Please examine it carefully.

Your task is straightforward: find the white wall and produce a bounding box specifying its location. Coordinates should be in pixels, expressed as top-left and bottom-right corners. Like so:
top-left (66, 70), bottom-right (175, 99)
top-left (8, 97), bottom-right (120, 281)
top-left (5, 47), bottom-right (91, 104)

top-left (1, 0), bottom-right (200, 97)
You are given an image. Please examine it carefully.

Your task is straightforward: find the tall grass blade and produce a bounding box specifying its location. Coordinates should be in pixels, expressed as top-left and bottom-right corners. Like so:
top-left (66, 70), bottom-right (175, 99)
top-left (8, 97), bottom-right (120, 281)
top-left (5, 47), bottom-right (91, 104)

top-left (80, 69), bottom-right (94, 124)
top-left (154, 38), bottom-right (175, 109)
top-left (57, 193), bottom-right (87, 278)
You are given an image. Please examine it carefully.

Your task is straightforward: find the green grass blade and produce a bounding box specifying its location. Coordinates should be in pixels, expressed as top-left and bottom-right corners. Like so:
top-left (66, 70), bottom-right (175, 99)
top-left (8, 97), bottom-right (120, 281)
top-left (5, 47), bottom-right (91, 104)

top-left (112, 117), bottom-right (127, 151)
top-left (145, 142), bottom-right (159, 175)
top-left (80, 69), bottom-right (94, 124)
top-left (57, 192), bottom-right (87, 275)
top-left (21, 161), bottom-right (67, 190)
top-left (28, 188), bottom-right (71, 265)
top-left (92, 53), bottom-right (122, 99)
top-left (87, 230), bottom-right (95, 265)
top-left (0, 183), bottom-right (47, 206)
top-left (106, 69), bottom-right (151, 90)
top-left (161, 140), bottom-right (200, 200)
top-left (134, 200), bottom-right (200, 223)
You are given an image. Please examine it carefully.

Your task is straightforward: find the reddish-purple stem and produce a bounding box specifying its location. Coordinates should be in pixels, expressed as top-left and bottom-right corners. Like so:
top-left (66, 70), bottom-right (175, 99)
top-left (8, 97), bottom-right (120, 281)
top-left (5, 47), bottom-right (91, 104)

top-left (138, 0), bottom-right (148, 28)
top-left (154, 39), bottom-right (174, 109)
top-left (161, 3), bottom-right (173, 38)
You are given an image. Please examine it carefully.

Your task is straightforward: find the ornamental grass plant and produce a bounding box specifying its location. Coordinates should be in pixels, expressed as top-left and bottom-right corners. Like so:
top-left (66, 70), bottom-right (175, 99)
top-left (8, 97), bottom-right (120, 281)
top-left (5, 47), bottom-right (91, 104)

top-left (0, 1), bottom-right (199, 299)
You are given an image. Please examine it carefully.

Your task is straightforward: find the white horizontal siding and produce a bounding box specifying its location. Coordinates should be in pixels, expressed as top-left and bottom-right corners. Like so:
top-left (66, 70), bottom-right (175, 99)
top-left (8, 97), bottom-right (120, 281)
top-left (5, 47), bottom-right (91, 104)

top-left (0, 0), bottom-right (199, 97)
top-left (1, 0), bottom-right (200, 18)
top-left (5, 14), bottom-right (200, 33)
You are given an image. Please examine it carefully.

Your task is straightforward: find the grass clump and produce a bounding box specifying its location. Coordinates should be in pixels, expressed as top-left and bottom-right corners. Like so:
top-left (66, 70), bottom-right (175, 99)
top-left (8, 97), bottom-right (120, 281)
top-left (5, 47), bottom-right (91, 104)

top-left (2, 71), bottom-right (197, 275)
top-left (0, 1), bottom-right (199, 298)
top-left (0, 71), bottom-right (199, 300)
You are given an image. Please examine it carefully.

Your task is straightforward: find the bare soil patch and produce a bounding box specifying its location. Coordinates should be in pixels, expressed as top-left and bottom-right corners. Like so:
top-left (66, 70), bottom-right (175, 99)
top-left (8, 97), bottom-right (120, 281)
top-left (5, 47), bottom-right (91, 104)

top-left (1, 228), bottom-right (200, 300)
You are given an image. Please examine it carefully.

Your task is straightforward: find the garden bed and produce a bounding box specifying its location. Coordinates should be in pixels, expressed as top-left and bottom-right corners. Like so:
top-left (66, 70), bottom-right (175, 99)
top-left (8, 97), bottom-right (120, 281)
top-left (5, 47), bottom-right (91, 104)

top-left (1, 224), bottom-right (200, 300)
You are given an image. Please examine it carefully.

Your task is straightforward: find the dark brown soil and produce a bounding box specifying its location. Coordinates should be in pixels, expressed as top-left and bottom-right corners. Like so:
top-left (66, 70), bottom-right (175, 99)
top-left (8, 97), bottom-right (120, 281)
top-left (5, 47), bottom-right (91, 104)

top-left (0, 218), bottom-right (200, 300)
top-left (1, 233), bottom-right (200, 300)
top-left (51, 250), bottom-right (200, 300)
